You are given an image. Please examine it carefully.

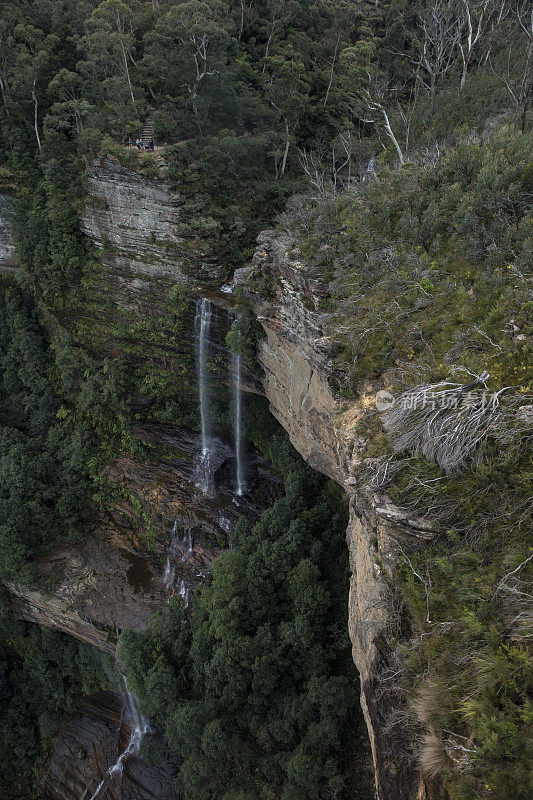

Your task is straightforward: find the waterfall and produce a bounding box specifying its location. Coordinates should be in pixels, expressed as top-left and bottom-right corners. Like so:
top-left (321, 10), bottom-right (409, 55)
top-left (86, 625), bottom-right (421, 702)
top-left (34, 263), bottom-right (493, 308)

top-left (195, 297), bottom-right (213, 493)
top-left (87, 677), bottom-right (149, 800)
top-left (179, 579), bottom-right (190, 608)
top-left (232, 349), bottom-right (245, 496)
top-left (362, 155), bottom-right (376, 182)
top-left (162, 556), bottom-right (175, 597)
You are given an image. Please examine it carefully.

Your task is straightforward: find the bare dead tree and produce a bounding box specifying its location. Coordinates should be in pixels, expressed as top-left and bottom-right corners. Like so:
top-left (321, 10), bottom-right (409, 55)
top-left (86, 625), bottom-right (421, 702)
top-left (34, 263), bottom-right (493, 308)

top-left (456, 0), bottom-right (493, 88)
top-left (298, 149), bottom-right (328, 198)
top-left (514, 0), bottom-right (533, 130)
top-left (494, 554), bottom-right (533, 641)
top-left (415, 0), bottom-right (461, 114)
top-left (358, 81), bottom-right (406, 164)
top-left (382, 378), bottom-right (532, 474)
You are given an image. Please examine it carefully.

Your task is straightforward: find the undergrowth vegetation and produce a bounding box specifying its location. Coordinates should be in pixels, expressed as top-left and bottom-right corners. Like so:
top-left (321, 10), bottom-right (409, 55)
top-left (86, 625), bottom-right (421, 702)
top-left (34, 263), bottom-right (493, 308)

top-left (274, 122), bottom-right (532, 799)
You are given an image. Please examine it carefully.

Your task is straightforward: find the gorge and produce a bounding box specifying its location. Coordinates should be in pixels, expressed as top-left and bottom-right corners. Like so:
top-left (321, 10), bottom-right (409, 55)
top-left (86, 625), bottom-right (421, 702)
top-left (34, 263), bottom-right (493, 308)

top-left (0, 2), bottom-right (530, 800)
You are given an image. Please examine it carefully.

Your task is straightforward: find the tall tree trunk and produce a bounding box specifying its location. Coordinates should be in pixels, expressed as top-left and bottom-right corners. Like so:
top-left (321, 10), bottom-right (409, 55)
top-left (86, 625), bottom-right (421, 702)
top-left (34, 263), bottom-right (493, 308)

top-left (32, 82), bottom-right (41, 151)
top-left (121, 40), bottom-right (135, 106)
top-left (430, 73), bottom-right (436, 117)
top-left (280, 118), bottom-right (290, 176)
top-left (324, 33), bottom-right (340, 106)
top-left (379, 105), bottom-right (404, 165)
top-left (460, 57), bottom-right (468, 89)
top-left (518, 39), bottom-right (532, 132)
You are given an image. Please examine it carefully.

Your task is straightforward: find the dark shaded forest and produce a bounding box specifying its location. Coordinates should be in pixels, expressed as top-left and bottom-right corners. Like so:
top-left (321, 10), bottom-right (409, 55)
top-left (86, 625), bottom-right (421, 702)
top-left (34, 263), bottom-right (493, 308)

top-left (0, 1), bottom-right (531, 799)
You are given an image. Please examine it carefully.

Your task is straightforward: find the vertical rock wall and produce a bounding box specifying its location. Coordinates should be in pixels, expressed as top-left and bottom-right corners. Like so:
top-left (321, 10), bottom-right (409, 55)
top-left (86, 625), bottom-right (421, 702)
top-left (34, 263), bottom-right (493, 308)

top-left (238, 230), bottom-right (431, 800)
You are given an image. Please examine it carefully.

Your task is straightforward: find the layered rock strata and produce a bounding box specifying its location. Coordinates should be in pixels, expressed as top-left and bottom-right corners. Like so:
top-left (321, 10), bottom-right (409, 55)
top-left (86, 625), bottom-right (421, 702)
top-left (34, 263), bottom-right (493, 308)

top-left (41, 691), bottom-right (179, 800)
top-left (8, 422), bottom-right (281, 653)
top-left (237, 230), bottom-right (433, 800)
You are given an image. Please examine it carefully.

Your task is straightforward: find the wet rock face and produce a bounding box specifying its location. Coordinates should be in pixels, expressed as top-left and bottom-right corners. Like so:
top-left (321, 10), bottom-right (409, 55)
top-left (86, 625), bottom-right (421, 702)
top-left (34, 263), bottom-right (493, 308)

top-left (8, 530), bottom-right (164, 656)
top-left (238, 230), bottom-right (345, 484)
top-left (0, 195), bottom-right (17, 273)
top-left (41, 691), bottom-right (179, 800)
top-left (8, 421), bottom-right (281, 652)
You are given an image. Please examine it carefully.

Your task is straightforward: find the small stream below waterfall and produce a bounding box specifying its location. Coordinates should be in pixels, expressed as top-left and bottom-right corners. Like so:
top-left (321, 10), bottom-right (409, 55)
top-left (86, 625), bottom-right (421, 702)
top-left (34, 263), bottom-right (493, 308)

top-left (84, 678), bottom-right (150, 800)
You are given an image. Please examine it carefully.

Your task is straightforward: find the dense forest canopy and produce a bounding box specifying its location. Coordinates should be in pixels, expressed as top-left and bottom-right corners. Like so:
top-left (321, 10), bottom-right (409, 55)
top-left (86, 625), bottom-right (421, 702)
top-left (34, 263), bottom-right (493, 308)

top-left (1, 0), bottom-right (531, 269)
top-left (0, 1), bottom-right (531, 799)
top-left (120, 406), bottom-right (373, 800)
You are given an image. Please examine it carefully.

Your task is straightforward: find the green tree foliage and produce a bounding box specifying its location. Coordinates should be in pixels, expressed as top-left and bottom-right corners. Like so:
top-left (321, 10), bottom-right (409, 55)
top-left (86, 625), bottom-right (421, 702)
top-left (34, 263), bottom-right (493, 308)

top-left (120, 413), bottom-right (371, 800)
top-left (0, 281), bottom-right (142, 583)
top-left (0, 283), bottom-right (94, 583)
top-left (12, 131), bottom-right (92, 305)
top-left (0, 597), bottom-right (114, 799)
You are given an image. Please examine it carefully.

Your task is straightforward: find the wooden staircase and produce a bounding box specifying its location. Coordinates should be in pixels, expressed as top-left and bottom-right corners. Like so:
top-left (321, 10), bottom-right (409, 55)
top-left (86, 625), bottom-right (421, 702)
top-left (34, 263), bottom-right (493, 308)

top-left (141, 118), bottom-right (154, 147)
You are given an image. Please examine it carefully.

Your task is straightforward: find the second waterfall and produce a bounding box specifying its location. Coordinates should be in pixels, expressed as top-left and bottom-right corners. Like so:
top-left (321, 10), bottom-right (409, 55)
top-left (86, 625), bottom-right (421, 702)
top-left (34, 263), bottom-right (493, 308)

top-left (195, 297), bottom-right (213, 493)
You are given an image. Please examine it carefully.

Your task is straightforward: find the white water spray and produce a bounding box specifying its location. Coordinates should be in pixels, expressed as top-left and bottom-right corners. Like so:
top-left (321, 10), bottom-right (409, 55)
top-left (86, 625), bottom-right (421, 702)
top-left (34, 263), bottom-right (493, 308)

top-left (195, 297), bottom-right (213, 493)
top-left (162, 557), bottom-right (175, 596)
top-left (87, 678), bottom-right (149, 800)
top-left (179, 579), bottom-right (190, 608)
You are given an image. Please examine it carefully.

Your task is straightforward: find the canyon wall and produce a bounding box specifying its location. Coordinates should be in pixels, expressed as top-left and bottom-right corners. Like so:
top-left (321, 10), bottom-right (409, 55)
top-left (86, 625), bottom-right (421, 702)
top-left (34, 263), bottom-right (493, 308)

top-left (1, 159), bottom-right (429, 800)
top-left (41, 690), bottom-right (179, 800)
top-left (237, 230), bottom-right (432, 800)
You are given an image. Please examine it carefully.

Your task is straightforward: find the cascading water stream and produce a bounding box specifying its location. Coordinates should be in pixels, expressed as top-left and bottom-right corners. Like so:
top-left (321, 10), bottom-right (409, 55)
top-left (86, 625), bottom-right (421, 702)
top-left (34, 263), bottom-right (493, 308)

top-left (162, 556), bottom-right (175, 595)
top-left (179, 579), bottom-right (190, 607)
top-left (87, 677), bottom-right (149, 800)
top-left (195, 297), bottom-right (213, 493)
top-left (232, 348), bottom-right (245, 496)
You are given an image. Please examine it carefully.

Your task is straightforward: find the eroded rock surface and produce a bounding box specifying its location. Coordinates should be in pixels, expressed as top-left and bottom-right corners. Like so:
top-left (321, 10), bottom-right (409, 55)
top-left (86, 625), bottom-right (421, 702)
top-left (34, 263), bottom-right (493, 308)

top-left (41, 691), bottom-right (179, 800)
top-left (238, 229), bottom-right (430, 800)
top-left (8, 530), bottom-right (163, 656)
top-left (8, 421), bottom-right (281, 652)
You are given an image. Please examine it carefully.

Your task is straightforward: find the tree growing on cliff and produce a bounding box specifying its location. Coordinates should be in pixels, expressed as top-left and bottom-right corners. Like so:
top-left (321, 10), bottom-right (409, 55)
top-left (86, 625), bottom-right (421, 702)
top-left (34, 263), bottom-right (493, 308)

top-left (120, 414), bottom-right (371, 800)
top-left (78, 0), bottom-right (145, 130)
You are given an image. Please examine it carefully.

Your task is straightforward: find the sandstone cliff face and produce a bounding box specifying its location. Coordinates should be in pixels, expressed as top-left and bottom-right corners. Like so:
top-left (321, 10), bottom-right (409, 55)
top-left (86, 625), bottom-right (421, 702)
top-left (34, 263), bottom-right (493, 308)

top-left (238, 230), bottom-right (431, 800)
top-left (8, 421), bottom-right (280, 654)
top-left (81, 156), bottom-right (225, 288)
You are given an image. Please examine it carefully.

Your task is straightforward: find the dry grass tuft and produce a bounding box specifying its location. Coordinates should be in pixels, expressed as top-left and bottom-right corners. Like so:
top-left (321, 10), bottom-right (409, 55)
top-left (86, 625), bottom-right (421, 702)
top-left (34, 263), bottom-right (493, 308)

top-left (419, 728), bottom-right (450, 779)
